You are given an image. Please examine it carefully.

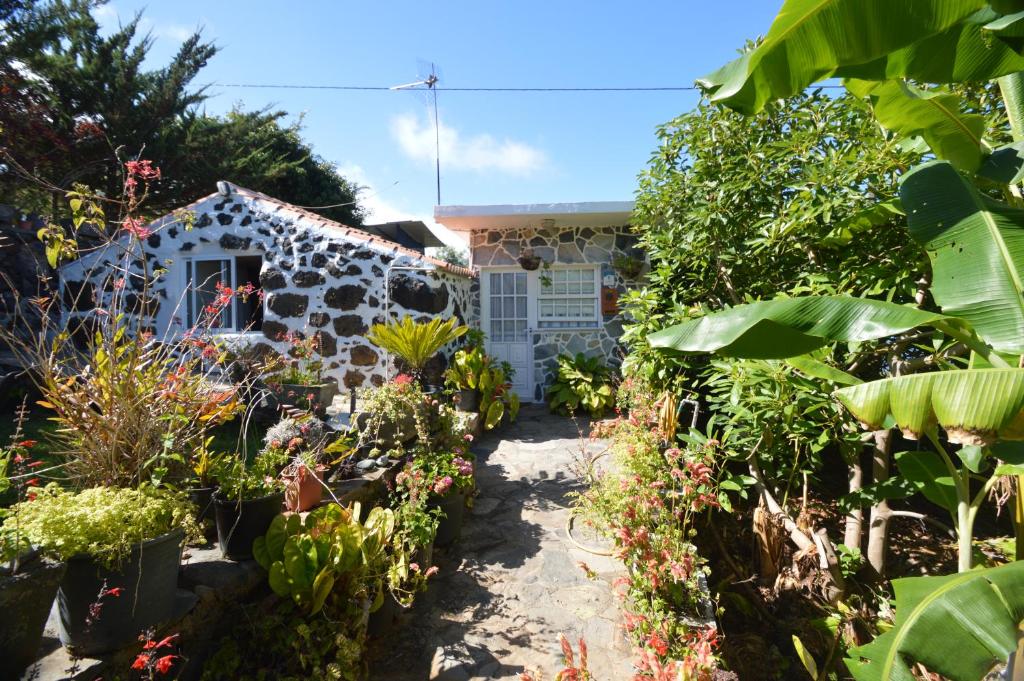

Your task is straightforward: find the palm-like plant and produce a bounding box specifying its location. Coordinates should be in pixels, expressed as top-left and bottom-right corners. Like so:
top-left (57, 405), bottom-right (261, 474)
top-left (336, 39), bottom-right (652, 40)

top-left (366, 316), bottom-right (467, 383)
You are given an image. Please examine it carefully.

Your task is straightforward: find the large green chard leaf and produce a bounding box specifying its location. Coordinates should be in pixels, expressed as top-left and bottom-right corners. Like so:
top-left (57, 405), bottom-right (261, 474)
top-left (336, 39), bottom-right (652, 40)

top-left (846, 561), bottom-right (1024, 681)
top-left (698, 0), bottom-right (985, 114)
top-left (846, 80), bottom-right (988, 172)
top-left (833, 368), bottom-right (1024, 444)
top-left (648, 295), bottom-right (956, 359)
top-left (901, 161), bottom-right (1024, 354)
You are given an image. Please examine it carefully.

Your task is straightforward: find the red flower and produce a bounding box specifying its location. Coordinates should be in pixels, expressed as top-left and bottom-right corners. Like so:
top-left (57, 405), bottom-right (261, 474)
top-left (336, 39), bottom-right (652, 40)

top-left (105, 587), bottom-right (123, 598)
top-left (154, 654), bottom-right (176, 674)
top-left (123, 216), bottom-right (151, 239)
top-left (132, 653), bottom-right (148, 670)
top-left (17, 439), bottom-right (36, 448)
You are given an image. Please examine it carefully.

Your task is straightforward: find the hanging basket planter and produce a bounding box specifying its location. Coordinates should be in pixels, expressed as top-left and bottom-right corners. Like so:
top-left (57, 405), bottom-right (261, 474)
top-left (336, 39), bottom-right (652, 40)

top-left (517, 248), bottom-right (543, 271)
top-left (612, 251), bottom-right (646, 280)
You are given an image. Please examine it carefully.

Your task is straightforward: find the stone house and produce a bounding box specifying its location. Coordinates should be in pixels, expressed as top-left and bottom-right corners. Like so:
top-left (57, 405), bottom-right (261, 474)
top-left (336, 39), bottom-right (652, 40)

top-left (59, 182), bottom-right (476, 391)
top-left (434, 201), bottom-right (638, 402)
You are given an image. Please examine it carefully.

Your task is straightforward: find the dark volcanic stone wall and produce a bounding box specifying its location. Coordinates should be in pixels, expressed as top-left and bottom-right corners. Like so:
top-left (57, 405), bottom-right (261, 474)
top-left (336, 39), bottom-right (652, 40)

top-left (60, 189), bottom-right (478, 390)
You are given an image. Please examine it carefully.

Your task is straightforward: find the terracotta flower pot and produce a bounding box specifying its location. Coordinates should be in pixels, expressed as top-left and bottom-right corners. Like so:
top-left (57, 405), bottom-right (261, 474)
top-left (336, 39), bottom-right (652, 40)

top-left (283, 463), bottom-right (326, 513)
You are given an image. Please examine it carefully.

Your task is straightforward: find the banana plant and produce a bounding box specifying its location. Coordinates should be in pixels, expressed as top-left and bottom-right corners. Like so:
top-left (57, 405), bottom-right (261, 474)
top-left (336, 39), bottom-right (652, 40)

top-left (845, 561), bottom-right (1024, 680)
top-left (653, 0), bottom-right (1024, 575)
top-left (253, 502), bottom-right (394, 615)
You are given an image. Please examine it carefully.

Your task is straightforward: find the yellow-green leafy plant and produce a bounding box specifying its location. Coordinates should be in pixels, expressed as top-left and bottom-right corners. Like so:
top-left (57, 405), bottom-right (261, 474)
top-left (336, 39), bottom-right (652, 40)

top-left (3, 484), bottom-right (199, 569)
top-left (253, 502), bottom-right (394, 616)
top-left (366, 316), bottom-right (467, 383)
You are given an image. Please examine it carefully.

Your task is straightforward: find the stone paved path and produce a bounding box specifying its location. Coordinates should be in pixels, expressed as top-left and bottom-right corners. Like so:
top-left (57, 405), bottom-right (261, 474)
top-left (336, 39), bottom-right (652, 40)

top-left (367, 406), bottom-right (633, 680)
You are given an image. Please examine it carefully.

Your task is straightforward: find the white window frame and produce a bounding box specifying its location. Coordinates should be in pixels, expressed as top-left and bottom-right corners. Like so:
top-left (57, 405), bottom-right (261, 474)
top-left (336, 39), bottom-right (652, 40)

top-left (536, 265), bottom-right (601, 329)
top-left (184, 255), bottom-right (270, 333)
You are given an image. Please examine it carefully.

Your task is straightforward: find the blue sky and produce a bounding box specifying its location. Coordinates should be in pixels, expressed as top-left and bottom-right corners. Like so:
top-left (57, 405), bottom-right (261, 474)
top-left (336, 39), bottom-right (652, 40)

top-left (98, 1), bottom-right (778, 246)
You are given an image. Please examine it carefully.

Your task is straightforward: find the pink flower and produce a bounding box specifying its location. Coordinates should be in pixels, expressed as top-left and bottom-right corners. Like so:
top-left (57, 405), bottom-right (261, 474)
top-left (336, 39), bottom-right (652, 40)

top-left (432, 475), bottom-right (454, 496)
top-left (409, 562), bottom-right (420, 572)
top-left (425, 566), bottom-right (439, 577)
top-left (463, 433), bottom-right (474, 442)
top-left (123, 216), bottom-right (151, 239)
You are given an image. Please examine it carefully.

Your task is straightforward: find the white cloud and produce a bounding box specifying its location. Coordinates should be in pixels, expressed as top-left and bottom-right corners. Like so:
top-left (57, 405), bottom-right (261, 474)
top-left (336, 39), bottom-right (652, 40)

top-left (391, 112), bottom-right (547, 176)
top-left (93, 4), bottom-right (209, 43)
top-left (338, 164), bottom-right (467, 252)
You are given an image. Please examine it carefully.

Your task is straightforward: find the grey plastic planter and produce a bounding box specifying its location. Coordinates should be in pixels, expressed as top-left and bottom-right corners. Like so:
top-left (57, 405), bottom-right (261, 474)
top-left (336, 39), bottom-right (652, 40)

top-left (0, 554), bottom-right (66, 678)
top-left (57, 528), bottom-right (184, 656)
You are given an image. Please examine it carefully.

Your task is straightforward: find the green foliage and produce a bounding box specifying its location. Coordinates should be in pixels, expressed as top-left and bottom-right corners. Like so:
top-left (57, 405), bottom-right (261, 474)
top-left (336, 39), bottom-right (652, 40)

top-left (901, 160), bottom-right (1024, 354)
top-left (433, 246), bottom-right (469, 267)
top-left (546, 353), bottom-right (615, 418)
top-left (2, 484), bottom-right (199, 568)
top-left (845, 561), bottom-right (1024, 681)
top-left (212, 448), bottom-right (288, 501)
top-left (253, 503), bottom-right (394, 616)
top-left (0, 2), bottom-right (362, 223)
top-left (697, 1), bottom-right (1023, 115)
top-left (366, 316), bottom-right (467, 378)
top-left (444, 345), bottom-right (491, 390)
top-left (649, 295), bottom-right (955, 359)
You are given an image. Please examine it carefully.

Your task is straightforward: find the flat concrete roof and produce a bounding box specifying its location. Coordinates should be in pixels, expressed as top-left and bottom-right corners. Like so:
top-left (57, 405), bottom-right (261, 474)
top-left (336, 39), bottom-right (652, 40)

top-left (434, 201), bottom-right (634, 231)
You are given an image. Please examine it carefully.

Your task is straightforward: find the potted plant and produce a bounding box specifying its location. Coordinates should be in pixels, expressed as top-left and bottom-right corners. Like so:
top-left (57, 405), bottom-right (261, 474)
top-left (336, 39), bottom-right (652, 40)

top-left (211, 448), bottom-right (287, 560)
top-left (517, 247), bottom-right (543, 271)
top-left (262, 415), bottom-right (330, 513)
top-left (2, 485), bottom-right (199, 656)
top-left (353, 375), bottom-right (432, 454)
top-left (366, 316), bottom-right (467, 390)
top-left (612, 250), bottom-right (646, 279)
top-left (0, 438), bottom-right (67, 678)
top-left (397, 451), bottom-right (474, 547)
top-left (267, 332), bottom-right (337, 417)
top-left (444, 346), bottom-right (493, 412)
top-left (185, 434), bottom-right (224, 529)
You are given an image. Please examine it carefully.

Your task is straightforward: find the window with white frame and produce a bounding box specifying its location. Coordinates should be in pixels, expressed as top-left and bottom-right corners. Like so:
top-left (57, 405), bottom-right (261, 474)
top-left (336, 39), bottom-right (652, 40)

top-left (184, 255), bottom-right (263, 331)
top-left (537, 266), bottom-right (600, 329)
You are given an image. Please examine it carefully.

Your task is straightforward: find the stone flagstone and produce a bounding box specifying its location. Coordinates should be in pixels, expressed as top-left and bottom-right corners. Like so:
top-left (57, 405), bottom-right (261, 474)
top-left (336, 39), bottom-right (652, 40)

top-left (367, 406), bottom-right (633, 680)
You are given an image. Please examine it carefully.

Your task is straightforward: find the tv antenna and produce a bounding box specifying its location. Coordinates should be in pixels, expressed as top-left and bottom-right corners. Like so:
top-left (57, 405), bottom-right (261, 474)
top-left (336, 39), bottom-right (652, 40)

top-left (390, 61), bottom-right (442, 205)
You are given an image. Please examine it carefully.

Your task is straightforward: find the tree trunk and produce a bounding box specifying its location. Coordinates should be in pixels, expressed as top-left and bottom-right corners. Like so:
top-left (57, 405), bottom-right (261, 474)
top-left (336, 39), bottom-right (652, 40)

top-left (844, 447), bottom-right (863, 551)
top-left (866, 428), bottom-right (893, 578)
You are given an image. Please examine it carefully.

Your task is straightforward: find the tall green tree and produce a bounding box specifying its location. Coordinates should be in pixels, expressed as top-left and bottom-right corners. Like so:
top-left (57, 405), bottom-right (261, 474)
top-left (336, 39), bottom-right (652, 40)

top-left (0, 0), bottom-right (363, 225)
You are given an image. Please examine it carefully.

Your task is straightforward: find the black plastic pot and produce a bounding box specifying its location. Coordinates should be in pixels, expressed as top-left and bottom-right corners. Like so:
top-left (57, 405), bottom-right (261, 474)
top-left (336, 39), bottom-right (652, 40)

top-left (188, 486), bottom-right (216, 524)
top-left (429, 490), bottom-right (465, 547)
top-left (213, 490), bottom-right (284, 560)
top-left (57, 528), bottom-right (184, 656)
top-left (274, 382), bottom-right (337, 417)
top-left (457, 388), bottom-right (480, 412)
top-left (0, 554), bottom-right (66, 678)
top-left (366, 590), bottom-right (404, 637)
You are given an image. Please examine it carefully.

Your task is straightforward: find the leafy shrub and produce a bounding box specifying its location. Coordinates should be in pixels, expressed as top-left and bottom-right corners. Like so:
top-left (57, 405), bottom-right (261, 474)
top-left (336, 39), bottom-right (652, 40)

top-left (546, 353), bottom-right (615, 417)
top-left (366, 316), bottom-right (467, 381)
top-left (3, 484), bottom-right (199, 568)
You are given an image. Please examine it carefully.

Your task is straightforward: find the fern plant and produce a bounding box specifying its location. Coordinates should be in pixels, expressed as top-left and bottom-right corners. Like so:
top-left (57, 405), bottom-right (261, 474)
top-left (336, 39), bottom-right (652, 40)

top-left (546, 353), bottom-right (615, 418)
top-left (366, 316), bottom-right (467, 382)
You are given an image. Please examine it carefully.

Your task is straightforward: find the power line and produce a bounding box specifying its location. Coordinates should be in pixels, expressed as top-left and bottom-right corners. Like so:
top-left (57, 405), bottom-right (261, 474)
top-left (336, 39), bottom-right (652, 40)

top-left (205, 82), bottom-right (848, 93)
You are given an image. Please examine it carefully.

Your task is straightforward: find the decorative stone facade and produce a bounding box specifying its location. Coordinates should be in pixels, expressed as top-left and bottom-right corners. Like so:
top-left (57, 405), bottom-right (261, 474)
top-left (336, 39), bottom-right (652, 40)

top-left (469, 223), bottom-right (640, 402)
top-left (60, 184), bottom-right (477, 390)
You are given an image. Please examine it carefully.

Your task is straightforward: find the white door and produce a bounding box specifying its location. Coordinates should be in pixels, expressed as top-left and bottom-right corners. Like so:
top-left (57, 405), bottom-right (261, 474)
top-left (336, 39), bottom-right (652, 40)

top-left (481, 269), bottom-right (533, 401)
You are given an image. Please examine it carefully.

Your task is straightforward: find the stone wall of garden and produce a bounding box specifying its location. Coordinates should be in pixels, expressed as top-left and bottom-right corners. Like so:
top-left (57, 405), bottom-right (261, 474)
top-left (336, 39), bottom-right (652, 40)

top-left (59, 186), bottom-right (478, 391)
top-left (469, 224), bottom-right (639, 402)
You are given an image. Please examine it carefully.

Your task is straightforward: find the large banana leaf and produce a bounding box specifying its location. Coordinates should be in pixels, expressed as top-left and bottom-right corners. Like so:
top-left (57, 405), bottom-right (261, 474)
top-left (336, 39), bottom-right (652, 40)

top-left (647, 295), bottom-right (955, 359)
top-left (846, 80), bottom-right (988, 172)
top-left (845, 561), bottom-right (1024, 681)
top-left (977, 141), bottom-right (1024, 184)
top-left (833, 8), bottom-right (1024, 84)
top-left (697, 0), bottom-right (985, 114)
top-left (900, 161), bottom-right (1024, 354)
top-left (833, 368), bottom-right (1024, 444)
